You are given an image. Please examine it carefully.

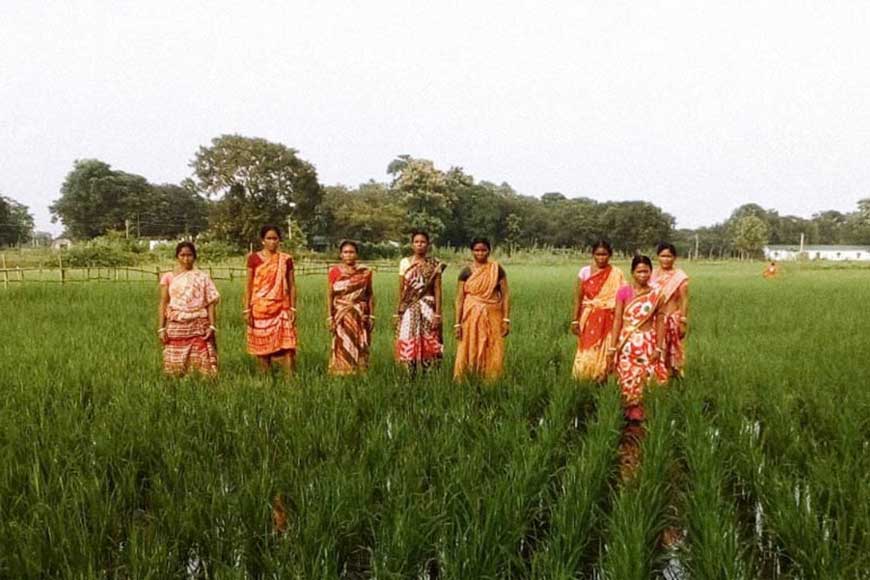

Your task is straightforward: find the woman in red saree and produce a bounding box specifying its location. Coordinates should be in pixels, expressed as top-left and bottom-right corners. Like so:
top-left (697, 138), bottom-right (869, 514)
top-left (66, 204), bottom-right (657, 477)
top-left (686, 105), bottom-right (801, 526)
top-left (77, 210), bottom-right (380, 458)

top-left (328, 240), bottom-right (375, 375)
top-left (571, 240), bottom-right (625, 382)
top-left (158, 242), bottom-right (220, 377)
top-left (453, 238), bottom-right (511, 382)
top-left (608, 255), bottom-right (668, 422)
top-left (245, 225), bottom-right (297, 376)
top-left (394, 231), bottom-right (446, 373)
top-left (651, 242), bottom-right (689, 379)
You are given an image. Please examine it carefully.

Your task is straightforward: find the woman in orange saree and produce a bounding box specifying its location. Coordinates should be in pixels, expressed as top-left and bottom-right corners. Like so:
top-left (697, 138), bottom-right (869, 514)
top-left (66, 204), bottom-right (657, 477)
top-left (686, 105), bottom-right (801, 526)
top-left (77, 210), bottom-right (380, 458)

top-left (245, 225), bottom-right (297, 376)
top-left (571, 240), bottom-right (625, 382)
top-left (394, 231), bottom-right (446, 373)
top-left (651, 242), bottom-right (689, 379)
top-left (608, 255), bottom-right (668, 422)
top-left (158, 242), bottom-right (220, 377)
top-left (328, 240), bottom-right (375, 375)
top-left (453, 238), bottom-right (510, 382)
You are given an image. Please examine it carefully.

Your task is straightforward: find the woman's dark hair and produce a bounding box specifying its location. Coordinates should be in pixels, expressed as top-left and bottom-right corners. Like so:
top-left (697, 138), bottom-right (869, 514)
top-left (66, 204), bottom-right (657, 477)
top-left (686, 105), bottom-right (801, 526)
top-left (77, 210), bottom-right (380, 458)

top-left (631, 254), bottom-right (653, 272)
top-left (591, 239), bottom-right (613, 256)
top-left (656, 242), bottom-right (677, 257)
top-left (175, 241), bottom-right (197, 259)
top-left (469, 237), bottom-right (491, 251)
top-left (410, 230), bottom-right (430, 243)
top-left (259, 224), bottom-right (283, 240)
top-left (339, 239), bottom-right (359, 252)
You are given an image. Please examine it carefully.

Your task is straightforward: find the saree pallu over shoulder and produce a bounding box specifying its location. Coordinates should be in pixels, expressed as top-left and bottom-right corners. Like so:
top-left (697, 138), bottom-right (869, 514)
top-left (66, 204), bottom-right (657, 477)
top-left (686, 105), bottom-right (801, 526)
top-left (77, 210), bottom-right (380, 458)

top-left (615, 288), bottom-right (668, 418)
top-left (161, 270), bottom-right (219, 377)
top-left (572, 266), bottom-right (625, 382)
top-left (454, 261), bottom-right (504, 381)
top-left (396, 258), bottom-right (446, 367)
top-left (329, 266), bottom-right (372, 375)
top-left (651, 267), bottom-right (689, 378)
top-left (247, 252), bottom-right (297, 356)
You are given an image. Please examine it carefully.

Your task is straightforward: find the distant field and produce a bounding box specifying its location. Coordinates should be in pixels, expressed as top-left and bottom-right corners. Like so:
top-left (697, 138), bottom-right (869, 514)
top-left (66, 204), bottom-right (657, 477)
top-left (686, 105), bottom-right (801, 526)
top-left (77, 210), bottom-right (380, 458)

top-left (1, 262), bottom-right (868, 578)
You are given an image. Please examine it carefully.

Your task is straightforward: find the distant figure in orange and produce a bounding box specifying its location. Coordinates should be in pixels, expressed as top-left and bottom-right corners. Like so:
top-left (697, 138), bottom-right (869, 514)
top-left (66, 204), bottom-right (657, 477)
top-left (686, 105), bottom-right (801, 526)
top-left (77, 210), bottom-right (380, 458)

top-left (762, 261), bottom-right (779, 279)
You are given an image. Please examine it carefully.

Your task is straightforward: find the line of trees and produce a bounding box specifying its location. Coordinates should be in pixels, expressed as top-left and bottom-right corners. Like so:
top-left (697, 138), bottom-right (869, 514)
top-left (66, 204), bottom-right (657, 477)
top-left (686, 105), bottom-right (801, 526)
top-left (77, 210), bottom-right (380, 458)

top-left (11, 133), bottom-right (869, 257)
top-left (0, 195), bottom-right (35, 247)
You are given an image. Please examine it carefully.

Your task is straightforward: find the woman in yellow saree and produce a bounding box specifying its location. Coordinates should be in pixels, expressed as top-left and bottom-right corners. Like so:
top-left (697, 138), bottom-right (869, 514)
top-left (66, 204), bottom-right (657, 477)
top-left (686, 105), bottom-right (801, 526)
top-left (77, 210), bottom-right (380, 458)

top-left (651, 242), bottom-right (689, 379)
top-left (328, 240), bottom-right (375, 375)
top-left (158, 242), bottom-right (220, 377)
top-left (453, 238), bottom-right (510, 381)
top-left (245, 225), bottom-right (298, 376)
top-left (571, 240), bottom-right (625, 382)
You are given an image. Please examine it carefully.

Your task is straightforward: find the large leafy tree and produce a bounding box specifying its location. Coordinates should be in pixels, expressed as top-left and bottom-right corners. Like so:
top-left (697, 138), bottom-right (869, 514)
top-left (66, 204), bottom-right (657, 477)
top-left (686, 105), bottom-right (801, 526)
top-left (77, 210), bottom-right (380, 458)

top-left (50, 159), bottom-right (152, 239)
top-left (191, 135), bottom-right (322, 246)
top-left (139, 183), bottom-right (210, 238)
top-left (317, 183), bottom-right (405, 244)
top-left (388, 156), bottom-right (456, 241)
top-left (732, 215), bottom-right (769, 258)
top-left (597, 201), bottom-right (675, 254)
top-left (0, 195), bottom-right (34, 246)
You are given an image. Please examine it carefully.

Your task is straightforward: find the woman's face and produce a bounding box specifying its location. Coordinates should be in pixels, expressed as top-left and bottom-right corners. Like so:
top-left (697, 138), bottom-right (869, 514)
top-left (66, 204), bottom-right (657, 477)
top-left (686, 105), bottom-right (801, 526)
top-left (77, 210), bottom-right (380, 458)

top-left (177, 247), bottom-right (195, 270)
top-left (592, 247), bottom-right (611, 268)
top-left (472, 243), bottom-right (490, 263)
top-left (657, 249), bottom-right (675, 270)
top-left (633, 263), bottom-right (652, 286)
top-left (262, 230), bottom-right (281, 252)
top-left (412, 235), bottom-right (429, 257)
top-left (341, 245), bottom-right (358, 265)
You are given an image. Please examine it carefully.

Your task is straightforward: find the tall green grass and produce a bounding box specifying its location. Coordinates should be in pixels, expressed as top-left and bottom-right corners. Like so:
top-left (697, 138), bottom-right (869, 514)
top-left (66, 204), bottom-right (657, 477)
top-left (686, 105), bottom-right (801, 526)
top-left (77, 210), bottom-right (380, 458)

top-left (1, 262), bottom-right (868, 577)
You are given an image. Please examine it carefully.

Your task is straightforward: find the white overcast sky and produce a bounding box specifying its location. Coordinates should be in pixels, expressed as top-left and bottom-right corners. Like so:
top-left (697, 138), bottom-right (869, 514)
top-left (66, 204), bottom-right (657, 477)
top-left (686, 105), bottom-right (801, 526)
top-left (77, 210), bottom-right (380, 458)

top-left (2, 0), bottom-right (870, 235)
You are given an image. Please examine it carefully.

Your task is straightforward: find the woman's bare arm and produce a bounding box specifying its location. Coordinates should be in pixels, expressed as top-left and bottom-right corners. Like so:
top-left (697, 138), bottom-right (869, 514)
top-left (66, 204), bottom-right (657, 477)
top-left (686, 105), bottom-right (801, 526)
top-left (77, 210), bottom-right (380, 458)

top-left (454, 280), bottom-right (465, 339)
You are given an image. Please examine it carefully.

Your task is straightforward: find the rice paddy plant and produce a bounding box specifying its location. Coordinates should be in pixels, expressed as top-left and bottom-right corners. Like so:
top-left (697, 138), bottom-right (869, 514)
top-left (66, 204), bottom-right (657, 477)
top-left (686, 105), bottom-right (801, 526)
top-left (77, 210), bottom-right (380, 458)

top-left (1, 262), bottom-right (869, 577)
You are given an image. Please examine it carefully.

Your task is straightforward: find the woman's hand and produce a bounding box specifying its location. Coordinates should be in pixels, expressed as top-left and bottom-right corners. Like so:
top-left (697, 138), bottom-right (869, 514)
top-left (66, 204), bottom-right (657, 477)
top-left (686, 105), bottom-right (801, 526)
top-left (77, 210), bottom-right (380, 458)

top-left (570, 320), bottom-right (581, 336)
top-left (454, 324), bottom-right (462, 340)
top-left (433, 314), bottom-right (442, 330)
top-left (366, 315), bottom-right (375, 332)
top-left (501, 319), bottom-right (511, 337)
top-left (245, 310), bottom-right (254, 328)
top-left (158, 328), bottom-right (168, 345)
top-left (327, 316), bottom-right (335, 333)
top-left (679, 318), bottom-right (687, 338)
top-left (204, 325), bottom-right (216, 341)
top-left (650, 348), bottom-right (662, 363)
top-left (288, 308), bottom-right (296, 327)
top-left (392, 313), bottom-right (401, 332)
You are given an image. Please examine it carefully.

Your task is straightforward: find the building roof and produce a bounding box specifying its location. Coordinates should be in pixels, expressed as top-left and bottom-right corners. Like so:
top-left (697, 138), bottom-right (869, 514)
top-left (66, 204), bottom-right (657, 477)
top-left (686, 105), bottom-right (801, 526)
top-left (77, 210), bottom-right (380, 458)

top-left (766, 245), bottom-right (870, 252)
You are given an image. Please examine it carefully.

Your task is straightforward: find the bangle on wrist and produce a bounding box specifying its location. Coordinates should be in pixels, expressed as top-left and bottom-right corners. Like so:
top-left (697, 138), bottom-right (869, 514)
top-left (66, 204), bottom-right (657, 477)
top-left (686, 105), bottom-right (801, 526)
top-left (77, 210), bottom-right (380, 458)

top-left (209, 325), bottom-right (216, 331)
top-left (502, 318), bottom-right (511, 323)
top-left (453, 323), bottom-right (461, 328)
top-left (157, 327), bottom-right (166, 333)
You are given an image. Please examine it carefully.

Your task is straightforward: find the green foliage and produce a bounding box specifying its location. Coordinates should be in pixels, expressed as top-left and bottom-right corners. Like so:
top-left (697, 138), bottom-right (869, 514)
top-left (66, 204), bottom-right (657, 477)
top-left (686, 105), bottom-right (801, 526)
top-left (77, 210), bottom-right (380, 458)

top-left (732, 215), bottom-right (769, 257)
top-left (0, 195), bottom-right (34, 246)
top-left (191, 134), bottom-right (322, 247)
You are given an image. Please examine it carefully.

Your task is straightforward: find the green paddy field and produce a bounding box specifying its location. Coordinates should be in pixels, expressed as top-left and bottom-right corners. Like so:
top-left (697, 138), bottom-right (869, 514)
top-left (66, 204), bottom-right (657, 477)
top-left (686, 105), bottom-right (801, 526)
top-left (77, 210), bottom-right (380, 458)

top-left (1, 261), bottom-right (868, 578)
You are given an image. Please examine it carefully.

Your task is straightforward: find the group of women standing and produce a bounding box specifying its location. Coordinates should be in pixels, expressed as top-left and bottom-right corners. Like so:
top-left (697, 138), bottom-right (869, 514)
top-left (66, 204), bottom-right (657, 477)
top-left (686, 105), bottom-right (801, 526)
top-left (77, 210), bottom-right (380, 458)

top-left (157, 228), bottom-right (689, 424)
top-left (157, 226), bottom-right (511, 382)
top-left (571, 240), bottom-right (689, 422)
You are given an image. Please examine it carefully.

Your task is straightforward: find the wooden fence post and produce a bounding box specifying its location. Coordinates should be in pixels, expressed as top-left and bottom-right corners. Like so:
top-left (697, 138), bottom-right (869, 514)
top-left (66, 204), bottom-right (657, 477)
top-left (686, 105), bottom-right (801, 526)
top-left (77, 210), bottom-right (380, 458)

top-left (58, 254), bottom-right (65, 284)
top-left (1, 254), bottom-right (7, 289)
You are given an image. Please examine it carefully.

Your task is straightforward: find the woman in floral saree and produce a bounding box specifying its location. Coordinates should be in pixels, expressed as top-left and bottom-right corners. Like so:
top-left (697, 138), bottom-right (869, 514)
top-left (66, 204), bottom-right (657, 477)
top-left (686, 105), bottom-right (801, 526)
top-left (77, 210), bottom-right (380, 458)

top-left (158, 242), bottom-right (220, 377)
top-left (328, 240), bottom-right (375, 375)
top-left (571, 240), bottom-right (625, 382)
top-left (453, 238), bottom-right (510, 381)
top-left (245, 225), bottom-right (297, 376)
top-left (651, 242), bottom-right (689, 379)
top-left (394, 231), bottom-right (446, 373)
top-left (608, 255), bottom-right (668, 422)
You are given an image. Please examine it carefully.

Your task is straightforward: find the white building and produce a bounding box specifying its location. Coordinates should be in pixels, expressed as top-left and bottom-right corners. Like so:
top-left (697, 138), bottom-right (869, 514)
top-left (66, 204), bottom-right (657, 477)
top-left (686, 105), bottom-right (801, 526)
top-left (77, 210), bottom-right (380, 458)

top-left (764, 245), bottom-right (870, 261)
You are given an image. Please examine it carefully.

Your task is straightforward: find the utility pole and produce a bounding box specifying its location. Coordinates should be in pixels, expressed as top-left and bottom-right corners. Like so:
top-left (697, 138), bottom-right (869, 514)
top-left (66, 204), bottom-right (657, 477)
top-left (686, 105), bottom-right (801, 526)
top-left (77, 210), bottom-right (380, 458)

top-left (694, 234), bottom-right (700, 260)
top-left (125, 219), bottom-right (130, 240)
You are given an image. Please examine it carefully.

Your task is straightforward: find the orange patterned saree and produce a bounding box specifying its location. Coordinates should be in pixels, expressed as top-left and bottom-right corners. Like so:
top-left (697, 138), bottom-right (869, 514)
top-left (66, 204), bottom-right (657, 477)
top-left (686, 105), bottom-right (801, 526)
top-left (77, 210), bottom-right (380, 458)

top-left (572, 265), bottom-right (625, 382)
top-left (247, 252), bottom-right (297, 356)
